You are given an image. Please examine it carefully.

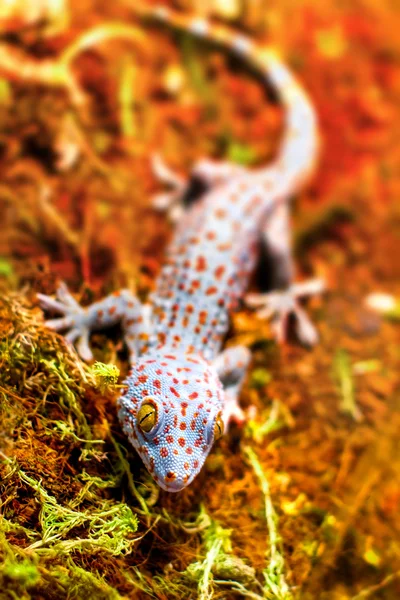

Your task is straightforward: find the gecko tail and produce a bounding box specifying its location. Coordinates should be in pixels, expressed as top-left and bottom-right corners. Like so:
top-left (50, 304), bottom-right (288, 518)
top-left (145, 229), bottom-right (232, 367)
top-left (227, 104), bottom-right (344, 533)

top-left (138, 4), bottom-right (319, 192)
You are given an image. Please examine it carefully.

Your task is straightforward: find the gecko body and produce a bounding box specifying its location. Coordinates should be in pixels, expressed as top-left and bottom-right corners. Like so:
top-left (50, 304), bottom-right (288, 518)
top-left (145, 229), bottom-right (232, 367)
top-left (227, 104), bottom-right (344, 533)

top-left (39, 7), bottom-right (322, 492)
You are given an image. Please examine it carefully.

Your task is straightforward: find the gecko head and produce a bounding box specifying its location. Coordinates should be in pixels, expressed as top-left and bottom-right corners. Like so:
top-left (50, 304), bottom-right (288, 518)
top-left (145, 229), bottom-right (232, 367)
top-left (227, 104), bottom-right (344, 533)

top-left (117, 351), bottom-right (224, 492)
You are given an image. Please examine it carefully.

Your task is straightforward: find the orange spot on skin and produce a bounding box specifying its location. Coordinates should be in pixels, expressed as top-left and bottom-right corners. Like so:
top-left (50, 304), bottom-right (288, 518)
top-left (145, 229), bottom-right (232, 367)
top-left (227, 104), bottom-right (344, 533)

top-left (170, 387), bottom-right (180, 398)
top-left (138, 375), bottom-right (148, 384)
top-left (198, 311), bottom-right (207, 325)
top-left (166, 435), bottom-right (174, 443)
top-left (217, 243), bottom-right (232, 252)
top-left (97, 310), bottom-right (104, 318)
top-left (189, 392), bottom-right (198, 400)
top-left (165, 471), bottom-right (176, 481)
top-left (154, 380), bottom-right (161, 389)
top-left (214, 265), bottom-right (226, 280)
top-left (180, 422), bottom-right (187, 430)
top-left (187, 358), bottom-right (200, 364)
top-left (160, 447), bottom-right (168, 458)
top-left (206, 286), bottom-right (218, 295)
top-left (186, 447), bottom-right (193, 454)
top-left (195, 256), bottom-right (207, 272)
top-left (206, 231), bottom-right (216, 241)
top-left (215, 208), bottom-right (227, 219)
top-left (178, 438), bottom-right (185, 447)
top-left (184, 462), bottom-right (190, 470)
top-left (109, 306), bottom-right (116, 315)
top-left (193, 460), bottom-right (199, 469)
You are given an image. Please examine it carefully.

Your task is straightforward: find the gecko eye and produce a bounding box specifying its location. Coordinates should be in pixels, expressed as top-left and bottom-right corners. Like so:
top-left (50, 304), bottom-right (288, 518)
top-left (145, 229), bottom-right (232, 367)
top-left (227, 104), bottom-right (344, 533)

top-left (213, 413), bottom-right (224, 441)
top-left (137, 398), bottom-right (158, 433)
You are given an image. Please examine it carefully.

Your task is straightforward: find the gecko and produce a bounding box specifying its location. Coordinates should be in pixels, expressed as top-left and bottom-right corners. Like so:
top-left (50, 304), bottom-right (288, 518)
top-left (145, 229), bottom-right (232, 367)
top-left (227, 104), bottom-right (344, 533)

top-left (38, 6), bottom-right (323, 492)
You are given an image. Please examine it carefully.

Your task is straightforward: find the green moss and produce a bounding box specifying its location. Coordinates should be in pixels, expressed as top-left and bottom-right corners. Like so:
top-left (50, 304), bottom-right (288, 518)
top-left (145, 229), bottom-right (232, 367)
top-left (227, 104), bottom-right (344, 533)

top-left (2, 559), bottom-right (40, 588)
top-left (91, 361), bottom-right (121, 393)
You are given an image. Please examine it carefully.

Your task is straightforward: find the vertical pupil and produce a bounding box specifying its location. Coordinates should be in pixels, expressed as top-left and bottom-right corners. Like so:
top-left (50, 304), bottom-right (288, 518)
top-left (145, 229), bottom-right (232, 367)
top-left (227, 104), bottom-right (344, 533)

top-left (141, 411), bottom-right (153, 424)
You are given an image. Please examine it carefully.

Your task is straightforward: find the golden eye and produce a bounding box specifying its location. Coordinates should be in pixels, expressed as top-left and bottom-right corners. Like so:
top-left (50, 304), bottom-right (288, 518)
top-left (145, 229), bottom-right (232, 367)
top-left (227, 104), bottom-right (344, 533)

top-left (213, 413), bottom-right (224, 441)
top-left (137, 399), bottom-right (158, 433)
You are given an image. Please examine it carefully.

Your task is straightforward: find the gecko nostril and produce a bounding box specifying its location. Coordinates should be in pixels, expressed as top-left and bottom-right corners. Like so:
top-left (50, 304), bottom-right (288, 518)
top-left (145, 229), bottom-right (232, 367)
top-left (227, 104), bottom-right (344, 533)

top-left (165, 471), bottom-right (177, 482)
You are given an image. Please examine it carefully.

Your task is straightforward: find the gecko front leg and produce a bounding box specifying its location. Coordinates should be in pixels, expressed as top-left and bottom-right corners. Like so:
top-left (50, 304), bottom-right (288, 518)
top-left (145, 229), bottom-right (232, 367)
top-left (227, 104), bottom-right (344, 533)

top-left (38, 282), bottom-right (152, 362)
top-left (213, 346), bottom-right (251, 430)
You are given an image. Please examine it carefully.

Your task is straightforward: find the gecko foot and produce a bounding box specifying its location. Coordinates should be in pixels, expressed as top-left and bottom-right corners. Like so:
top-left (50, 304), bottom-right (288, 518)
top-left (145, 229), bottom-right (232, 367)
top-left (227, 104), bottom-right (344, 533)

top-left (37, 282), bottom-right (94, 361)
top-left (246, 278), bottom-right (325, 346)
top-left (151, 153), bottom-right (187, 223)
top-left (222, 391), bottom-right (246, 430)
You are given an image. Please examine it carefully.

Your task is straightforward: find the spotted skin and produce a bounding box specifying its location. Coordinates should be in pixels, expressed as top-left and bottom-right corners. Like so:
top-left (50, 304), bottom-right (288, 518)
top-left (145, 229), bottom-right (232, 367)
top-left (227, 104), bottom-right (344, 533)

top-left (38, 8), bottom-right (321, 492)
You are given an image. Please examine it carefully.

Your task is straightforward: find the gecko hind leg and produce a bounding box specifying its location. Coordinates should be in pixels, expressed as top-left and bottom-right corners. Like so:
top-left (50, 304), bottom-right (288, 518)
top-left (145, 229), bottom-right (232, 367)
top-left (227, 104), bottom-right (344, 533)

top-left (246, 202), bottom-right (324, 346)
top-left (151, 153), bottom-right (246, 222)
top-left (38, 282), bottom-right (151, 362)
top-left (213, 346), bottom-right (251, 430)
top-left (247, 279), bottom-right (325, 346)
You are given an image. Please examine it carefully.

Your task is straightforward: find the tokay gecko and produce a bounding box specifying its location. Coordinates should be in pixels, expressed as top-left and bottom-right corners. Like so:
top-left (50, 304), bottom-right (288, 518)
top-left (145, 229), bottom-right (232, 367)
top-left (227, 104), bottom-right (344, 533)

top-left (38, 6), bottom-right (324, 492)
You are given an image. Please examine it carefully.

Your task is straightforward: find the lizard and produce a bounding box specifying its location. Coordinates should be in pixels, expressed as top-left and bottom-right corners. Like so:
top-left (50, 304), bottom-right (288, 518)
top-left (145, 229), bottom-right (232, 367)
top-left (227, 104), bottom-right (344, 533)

top-left (38, 5), bottom-right (323, 492)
